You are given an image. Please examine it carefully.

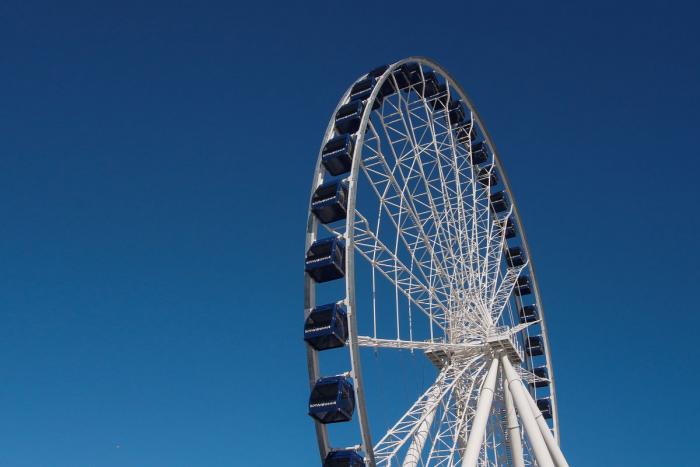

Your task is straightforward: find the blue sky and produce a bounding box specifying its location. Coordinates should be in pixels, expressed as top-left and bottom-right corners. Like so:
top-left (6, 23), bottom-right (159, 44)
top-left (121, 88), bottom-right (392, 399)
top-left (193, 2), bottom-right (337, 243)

top-left (1, 1), bottom-right (699, 466)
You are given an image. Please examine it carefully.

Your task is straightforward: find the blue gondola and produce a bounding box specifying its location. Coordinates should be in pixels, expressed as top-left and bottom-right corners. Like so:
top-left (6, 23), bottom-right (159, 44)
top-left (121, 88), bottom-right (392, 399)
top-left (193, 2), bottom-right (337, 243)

top-left (448, 100), bottom-right (466, 125)
top-left (526, 336), bottom-right (545, 356)
top-left (312, 180), bottom-right (349, 224)
top-left (478, 166), bottom-right (498, 187)
top-left (305, 237), bottom-right (345, 283)
top-left (427, 83), bottom-right (449, 109)
top-left (394, 63), bottom-right (417, 90)
top-left (349, 77), bottom-right (382, 110)
top-left (456, 120), bottom-right (477, 144)
top-left (515, 275), bottom-right (532, 295)
top-left (503, 217), bottom-right (517, 239)
top-left (506, 246), bottom-right (527, 267)
top-left (308, 376), bottom-right (355, 424)
top-left (324, 450), bottom-right (365, 466)
top-left (532, 366), bottom-right (549, 388)
top-left (413, 71), bottom-right (439, 96)
top-left (366, 64), bottom-right (396, 97)
top-left (321, 135), bottom-right (355, 176)
top-left (519, 304), bottom-right (539, 323)
top-left (490, 191), bottom-right (510, 213)
top-left (350, 77), bottom-right (393, 109)
top-left (335, 101), bottom-right (365, 135)
top-left (405, 64), bottom-right (424, 85)
top-left (470, 141), bottom-right (490, 165)
top-left (304, 303), bottom-right (348, 351)
top-left (537, 398), bottom-right (553, 419)
top-left (533, 366), bottom-right (548, 379)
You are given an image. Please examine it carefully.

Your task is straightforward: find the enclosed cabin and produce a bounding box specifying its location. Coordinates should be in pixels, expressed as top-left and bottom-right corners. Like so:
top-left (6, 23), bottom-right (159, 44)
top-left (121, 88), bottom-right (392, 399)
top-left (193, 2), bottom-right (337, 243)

top-left (305, 237), bottom-right (345, 283)
top-left (426, 83), bottom-right (450, 109)
top-left (392, 62), bottom-right (420, 91)
top-left (537, 398), bottom-right (553, 419)
top-left (335, 100), bottom-right (365, 135)
top-left (532, 366), bottom-right (550, 388)
top-left (502, 217), bottom-right (517, 239)
top-left (366, 64), bottom-right (396, 98)
top-left (515, 275), bottom-right (532, 296)
top-left (456, 119), bottom-right (477, 144)
top-left (308, 376), bottom-right (355, 424)
top-left (349, 65), bottom-right (396, 110)
top-left (506, 246), bottom-right (527, 268)
top-left (311, 180), bottom-right (349, 224)
top-left (324, 450), bottom-right (365, 467)
top-left (349, 76), bottom-right (383, 110)
top-left (321, 135), bottom-right (355, 176)
top-left (526, 336), bottom-right (545, 356)
top-left (490, 191), bottom-right (510, 214)
top-left (448, 100), bottom-right (467, 126)
top-left (414, 71), bottom-right (440, 97)
top-left (519, 304), bottom-right (539, 323)
top-left (304, 303), bottom-right (349, 351)
top-left (470, 141), bottom-right (490, 165)
top-left (478, 166), bottom-right (499, 188)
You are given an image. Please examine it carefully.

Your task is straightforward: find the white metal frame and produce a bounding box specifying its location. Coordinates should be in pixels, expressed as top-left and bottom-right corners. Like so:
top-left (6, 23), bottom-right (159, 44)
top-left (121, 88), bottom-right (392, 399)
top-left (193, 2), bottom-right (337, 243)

top-left (304, 57), bottom-right (567, 466)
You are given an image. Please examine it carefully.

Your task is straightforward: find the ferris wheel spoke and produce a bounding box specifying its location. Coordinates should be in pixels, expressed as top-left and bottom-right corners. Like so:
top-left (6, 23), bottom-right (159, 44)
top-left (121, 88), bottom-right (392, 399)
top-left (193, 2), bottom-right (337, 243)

top-left (482, 210), bottom-right (512, 302)
top-left (478, 167), bottom-right (507, 288)
top-left (375, 94), bottom-right (462, 289)
top-left (439, 113), bottom-right (498, 302)
top-left (358, 145), bottom-right (451, 340)
top-left (424, 360), bottom-right (487, 466)
top-left (414, 99), bottom-right (473, 292)
top-left (383, 86), bottom-right (467, 288)
top-left (411, 80), bottom-right (478, 290)
top-left (513, 365), bottom-right (550, 388)
top-left (318, 213), bottom-right (450, 321)
top-left (357, 336), bottom-right (482, 352)
top-left (468, 150), bottom-right (491, 296)
top-left (350, 211), bottom-right (450, 331)
top-left (444, 359), bottom-right (490, 465)
top-left (373, 365), bottom-right (452, 464)
top-left (374, 358), bottom-right (482, 466)
top-left (418, 98), bottom-right (485, 310)
top-left (490, 263), bottom-right (528, 324)
top-left (361, 124), bottom-right (453, 296)
top-left (474, 194), bottom-right (496, 294)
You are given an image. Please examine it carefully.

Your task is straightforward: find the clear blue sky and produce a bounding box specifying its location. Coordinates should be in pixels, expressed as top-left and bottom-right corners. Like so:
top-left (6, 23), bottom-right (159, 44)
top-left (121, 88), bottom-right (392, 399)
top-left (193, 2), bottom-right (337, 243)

top-left (1, 1), bottom-right (698, 466)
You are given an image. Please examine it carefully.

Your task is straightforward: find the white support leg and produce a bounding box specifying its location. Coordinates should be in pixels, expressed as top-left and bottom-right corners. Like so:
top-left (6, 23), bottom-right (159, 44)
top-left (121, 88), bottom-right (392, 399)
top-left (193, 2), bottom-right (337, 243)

top-left (501, 356), bottom-right (555, 467)
top-left (504, 375), bottom-right (525, 467)
top-left (523, 386), bottom-right (570, 467)
top-left (402, 387), bottom-right (440, 467)
top-left (461, 358), bottom-right (499, 467)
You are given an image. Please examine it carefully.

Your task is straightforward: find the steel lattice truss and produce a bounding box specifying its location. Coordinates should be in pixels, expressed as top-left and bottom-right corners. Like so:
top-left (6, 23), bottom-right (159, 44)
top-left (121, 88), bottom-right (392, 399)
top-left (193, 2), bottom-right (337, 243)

top-left (304, 57), bottom-right (571, 467)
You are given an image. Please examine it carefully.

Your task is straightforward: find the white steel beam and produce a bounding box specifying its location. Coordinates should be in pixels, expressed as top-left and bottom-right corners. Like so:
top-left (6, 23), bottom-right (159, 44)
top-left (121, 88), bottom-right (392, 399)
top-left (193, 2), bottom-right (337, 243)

top-left (461, 358), bottom-right (499, 467)
top-left (402, 386), bottom-right (440, 467)
top-left (504, 374), bottom-right (525, 467)
top-left (501, 356), bottom-right (554, 467)
top-left (356, 336), bottom-right (481, 353)
top-left (523, 386), bottom-right (570, 467)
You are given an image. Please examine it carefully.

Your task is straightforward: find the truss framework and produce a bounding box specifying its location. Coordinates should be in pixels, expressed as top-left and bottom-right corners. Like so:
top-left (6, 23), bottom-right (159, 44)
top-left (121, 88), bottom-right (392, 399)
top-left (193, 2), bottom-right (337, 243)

top-left (305, 57), bottom-right (567, 466)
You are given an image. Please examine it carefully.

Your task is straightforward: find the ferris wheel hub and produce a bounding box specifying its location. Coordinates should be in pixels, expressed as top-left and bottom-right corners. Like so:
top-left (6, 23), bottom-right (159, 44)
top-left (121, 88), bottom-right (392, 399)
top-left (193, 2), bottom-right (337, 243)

top-left (423, 331), bottom-right (523, 369)
top-left (485, 329), bottom-right (524, 364)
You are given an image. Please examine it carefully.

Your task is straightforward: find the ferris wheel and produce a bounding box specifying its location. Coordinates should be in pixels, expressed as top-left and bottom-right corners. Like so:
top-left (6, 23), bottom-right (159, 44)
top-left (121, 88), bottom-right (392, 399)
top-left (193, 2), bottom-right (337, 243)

top-left (303, 57), bottom-right (571, 467)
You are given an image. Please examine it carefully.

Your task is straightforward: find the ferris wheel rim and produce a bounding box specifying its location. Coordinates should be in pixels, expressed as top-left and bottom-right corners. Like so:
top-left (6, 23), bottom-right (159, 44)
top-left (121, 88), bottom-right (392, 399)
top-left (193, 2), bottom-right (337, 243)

top-left (304, 56), bottom-right (560, 465)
